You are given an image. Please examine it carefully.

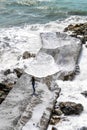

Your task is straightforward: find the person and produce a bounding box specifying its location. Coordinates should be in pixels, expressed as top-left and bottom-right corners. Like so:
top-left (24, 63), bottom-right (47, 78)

top-left (31, 76), bottom-right (36, 95)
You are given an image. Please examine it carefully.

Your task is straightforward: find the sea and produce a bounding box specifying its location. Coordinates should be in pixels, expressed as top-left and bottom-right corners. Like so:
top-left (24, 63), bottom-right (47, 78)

top-left (0, 0), bottom-right (87, 75)
top-left (0, 0), bottom-right (87, 27)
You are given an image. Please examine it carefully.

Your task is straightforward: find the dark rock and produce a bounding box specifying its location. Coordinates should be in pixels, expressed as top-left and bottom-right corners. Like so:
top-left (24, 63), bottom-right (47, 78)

top-left (85, 44), bottom-right (87, 48)
top-left (0, 94), bottom-right (7, 104)
top-left (22, 51), bottom-right (36, 59)
top-left (64, 23), bottom-right (87, 42)
top-left (63, 73), bottom-right (74, 81)
top-left (50, 115), bottom-right (61, 125)
top-left (74, 64), bottom-right (80, 75)
top-left (4, 69), bottom-right (11, 75)
top-left (22, 51), bottom-right (31, 59)
top-left (81, 91), bottom-right (87, 97)
top-left (59, 102), bottom-right (83, 115)
top-left (4, 36), bottom-right (10, 41)
top-left (14, 68), bottom-right (23, 78)
top-left (53, 108), bottom-right (63, 116)
top-left (5, 82), bottom-right (14, 89)
top-left (0, 91), bottom-right (4, 97)
top-left (79, 127), bottom-right (87, 130)
top-left (0, 83), bottom-right (7, 90)
top-left (0, 98), bottom-right (4, 104)
top-left (52, 127), bottom-right (58, 130)
top-left (0, 82), bottom-right (13, 104)
top-left (0, 82), bottom-right (14, 90)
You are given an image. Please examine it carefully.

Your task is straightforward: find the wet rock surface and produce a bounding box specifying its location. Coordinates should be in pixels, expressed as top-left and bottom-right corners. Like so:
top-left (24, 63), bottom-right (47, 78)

top-left (59, 102), bottom-right (83, 115)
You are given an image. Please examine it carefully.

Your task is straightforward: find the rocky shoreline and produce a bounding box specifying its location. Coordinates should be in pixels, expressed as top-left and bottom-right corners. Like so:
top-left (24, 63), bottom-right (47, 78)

top-left (0, 22), bottom-right (87, 130)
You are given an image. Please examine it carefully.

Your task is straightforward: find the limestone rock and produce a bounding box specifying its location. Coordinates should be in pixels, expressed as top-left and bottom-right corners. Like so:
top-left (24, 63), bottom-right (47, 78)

top-left (59, 102), bottom-right (83, 115)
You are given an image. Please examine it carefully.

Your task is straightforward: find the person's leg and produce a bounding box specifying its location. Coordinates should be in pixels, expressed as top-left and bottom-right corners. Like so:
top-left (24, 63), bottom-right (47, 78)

top-left (31, 83), bottom-right (38, 96)
top-left (32, 83), bottom-right (35, 94)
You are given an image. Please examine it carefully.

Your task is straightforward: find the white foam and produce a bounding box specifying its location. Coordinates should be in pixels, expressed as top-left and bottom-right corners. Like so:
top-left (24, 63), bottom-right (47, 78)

top-left (25, 52), bottom-right (59, 77)
top-left (0, 15), bottom-right (87, 76)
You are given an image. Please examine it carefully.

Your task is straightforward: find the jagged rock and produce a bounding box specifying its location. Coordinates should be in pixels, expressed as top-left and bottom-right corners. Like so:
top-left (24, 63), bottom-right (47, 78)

top-left (22, 51), bottom-right (31, 59)
top-left (22, 51), bottom-right (36, 59)
top-left (59, 102), bottom-right (83, 115)
top-left (63, 73), bottom-right (74, 81)
top-left (0, 83), bottom-right (7, 90)
top-left (50, 115), bottom-right (61, 125)
top-left (53, 108), bottom-right (63, 116)
top-left (0, 82), bottom-right (13, 104)
top-left (0, 91), bottom-right (4, 97)
top-left (5, 82), bottom-right (14, 89)
top-left (81, 91), bottom-right (87, 97)
top-left (64, 23), bottom-right (87, 43)
top-left (0, 73), bottom-right (16, 103)
top-left (4, 69), bottom-right (11, 75)
top-left (14, 68), bottom-right (23, 78)
top-left (0, 96), bottom-right (6, 104)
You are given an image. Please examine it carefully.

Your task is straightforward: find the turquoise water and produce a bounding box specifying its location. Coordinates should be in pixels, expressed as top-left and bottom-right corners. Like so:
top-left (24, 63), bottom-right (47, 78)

top-left (0, 0), bottom-right (87, 27)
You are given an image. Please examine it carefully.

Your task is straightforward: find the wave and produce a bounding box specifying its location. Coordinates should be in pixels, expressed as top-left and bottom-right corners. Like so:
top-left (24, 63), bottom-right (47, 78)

top-left (6, 0), bottom-right (40, 6)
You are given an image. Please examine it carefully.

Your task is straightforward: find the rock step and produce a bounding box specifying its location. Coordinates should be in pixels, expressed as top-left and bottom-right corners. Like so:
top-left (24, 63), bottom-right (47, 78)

top-left (0, 73), bottom-right (60, 130)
